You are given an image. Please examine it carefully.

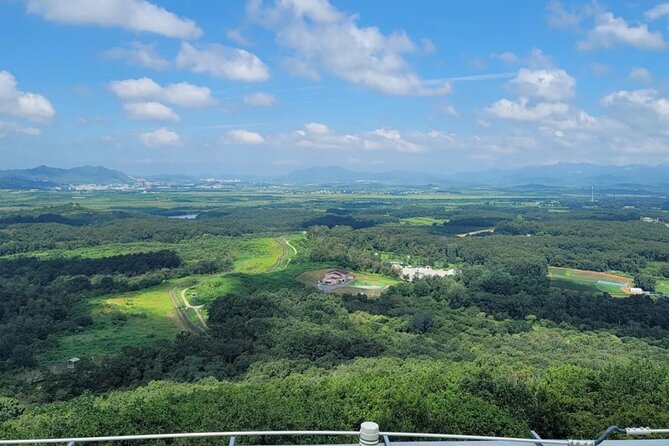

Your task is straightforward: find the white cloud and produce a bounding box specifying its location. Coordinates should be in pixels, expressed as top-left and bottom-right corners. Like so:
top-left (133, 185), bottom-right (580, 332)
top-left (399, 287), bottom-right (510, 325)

top-left (139, 127), bottom-right (181, 147)
top-left (578, 11), bottom-right (666, 50)
top-left (629, 67), bottom-right (652, 84)
top-left (248, 0), bottom-right (450, 96)
top-left (102, 42), bottom-right (170, 70)
top-left (223, 129), bottom-right (266, 145)
top-left (590, 62), bottom-right (612, 77)
top-left (602, 89), bottom-right (669, 121)
top-left (176, 43), bottom-right (269, 82)
top-left (302, 122), bottom-right (330, 135)
top-left (243, 92), bottom-right (276, 107)
top-left (108, 77), bottom-right (162, 100)
top-left (509, 68), bottom-right (576, 101)
top-left (108, 78), bottom-right (216, 107)
top-left (124, 102), bottom-right (180, 121)
top-left (436, 103), bottom-right (459, 117)
top-left (491, 52), bottom-right (519, 64)
top-left (0, 70), bottom-right (55, 120)
top-left (225, 28), bottom-right (251, 46)
top-left (646, 3), bottom-right (669, 21)
top-left (421, 38), bottom-right (436, 54)
top-left (486, 98), bottom-right (570, 121)
top-left (272, 122), bottom-right (428, 153)
top-left (161, 82), bottom-right (217, 107)
top-left (26, 0), bottom-right (202, 39)
top-left (545, 0), bottom-right (583, 30)
top-left (0, 121), bottom-right (41, 138)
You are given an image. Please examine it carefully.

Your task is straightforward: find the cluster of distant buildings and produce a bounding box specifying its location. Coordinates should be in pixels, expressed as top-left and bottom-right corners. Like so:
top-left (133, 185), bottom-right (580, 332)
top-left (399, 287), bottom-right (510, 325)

top-left (391, 263), bottom-right (457, 281)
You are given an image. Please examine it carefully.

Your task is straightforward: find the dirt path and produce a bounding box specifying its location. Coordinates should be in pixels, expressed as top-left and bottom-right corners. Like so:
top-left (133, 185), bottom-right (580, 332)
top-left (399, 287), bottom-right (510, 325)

top-left (180, 288), bottom-right (208, 330)
top-left (285, 238), bottom-right (298, 256)
top-left (168, 287), bottom-right (207, 336)
top-left (269, 236), bottom-right (296, 272)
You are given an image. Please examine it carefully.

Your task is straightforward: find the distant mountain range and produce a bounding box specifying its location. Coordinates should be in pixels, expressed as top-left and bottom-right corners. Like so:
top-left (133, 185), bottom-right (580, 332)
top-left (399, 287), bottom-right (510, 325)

top-left (0, 166), bottom-right (134, 189)
top-left (282, 164), bottom-right (669, 188)
top-left (2, 163), bottom-right (669, 190)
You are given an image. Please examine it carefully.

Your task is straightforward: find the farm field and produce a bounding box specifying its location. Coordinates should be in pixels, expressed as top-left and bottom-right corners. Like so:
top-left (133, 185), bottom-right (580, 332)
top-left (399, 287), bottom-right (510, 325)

top-left (37, 282), bottom-right (183, 364)
top-left (548, 266), bottom-right (632, 297)
top-left (296, 268), bottom-right (401, 297)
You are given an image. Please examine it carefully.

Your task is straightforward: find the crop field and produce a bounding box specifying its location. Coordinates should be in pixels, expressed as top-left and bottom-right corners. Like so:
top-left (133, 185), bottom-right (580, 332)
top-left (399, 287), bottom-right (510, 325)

top-left (548, 267), bottom-right (632, 297)
top-left (296, 268), bottom-right (401, 297)
top-left (37, 282), bottom-right (182, 364)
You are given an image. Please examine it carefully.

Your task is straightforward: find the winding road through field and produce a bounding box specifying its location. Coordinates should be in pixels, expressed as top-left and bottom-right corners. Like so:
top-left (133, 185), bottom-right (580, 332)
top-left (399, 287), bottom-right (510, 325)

top-left (269, 236), bottom-right (297, 272)
top-left (168, 235), bottom-right (298, 336)
top-left (168, 286), bottom-right (207, 336)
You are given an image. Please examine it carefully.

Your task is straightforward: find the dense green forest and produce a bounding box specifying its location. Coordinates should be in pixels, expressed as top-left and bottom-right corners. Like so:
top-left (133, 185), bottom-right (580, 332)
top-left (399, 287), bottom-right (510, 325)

top-left (1, 189), bottom-right (669, 441)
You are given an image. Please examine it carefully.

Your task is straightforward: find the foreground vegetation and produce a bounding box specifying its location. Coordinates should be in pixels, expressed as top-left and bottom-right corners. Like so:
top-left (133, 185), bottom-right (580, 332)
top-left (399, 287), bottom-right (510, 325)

top-left (2, 187), bottom-right (669, 440)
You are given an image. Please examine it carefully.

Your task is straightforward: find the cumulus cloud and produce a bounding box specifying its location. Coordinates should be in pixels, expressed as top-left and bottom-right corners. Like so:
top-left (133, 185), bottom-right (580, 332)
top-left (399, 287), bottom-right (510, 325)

top-left (269, 123), bottom-right (428, 153)
top-left (223, 129), bottom-right (266, 145)
top-left (577, 11), bottom-right (666, 50)
top-left (102, 42), bottom-right (170, 70)
top-left (108, 78), bottom-right (217, 107)
top-left (0, 121), bottom-right (41, 138)
top-left (629, 67), bottom-right (652, 84)
top-left (26, 0), bottom-right (202, 39)
top-left (490, 52), bottom-right (519, 64)
top-left (243, 92), bottom-right (276, 107)
top-left (176, 43), bottom-right (269, 81)
top-left (123, 102), bottom-right (179, 121)
top-left (646, 3), bottom-right (669, 21)
top-left (0, 70), bottom-right (55, 120)
top-left (602, 89), bottom-right (669, 121)
top-left (545, 0), bottom-right (583, 30)
top-left (509, 68), bottom-right (576, 101)
top-left (486, 98), bottom-right (570, 121)
top-left (248, 0), bottom-right (450, 96)
top-left (436, 103), bottom-right (459, 117)
top-left (139, 127), bottom-right (181, 147)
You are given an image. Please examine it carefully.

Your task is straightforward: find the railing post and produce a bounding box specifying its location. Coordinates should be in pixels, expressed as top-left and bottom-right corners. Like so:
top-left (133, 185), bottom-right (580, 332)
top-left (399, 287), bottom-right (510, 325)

top-left (359, 422), bottom-right (380, 446)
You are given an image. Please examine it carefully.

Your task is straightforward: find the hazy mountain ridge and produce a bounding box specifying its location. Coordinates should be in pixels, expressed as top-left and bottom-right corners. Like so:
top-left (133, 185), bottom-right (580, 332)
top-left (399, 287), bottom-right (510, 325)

top-left (284, 163), bottom-right (669, 188)
top-left (3, 163), bottom-right (669, 189)
top-left (0, 166), bottom-right (135, 189)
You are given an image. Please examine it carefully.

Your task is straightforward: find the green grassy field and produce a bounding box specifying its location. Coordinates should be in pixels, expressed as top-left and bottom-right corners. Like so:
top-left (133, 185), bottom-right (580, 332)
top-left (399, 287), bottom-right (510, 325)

top-left (37, 282), bottom-right (182, 364)
top-left (233, 238), bottom-right (283, 273)
top-left (548, 266), bottom-right (632, 297)
top-left (399, 216), bottom-right (447, 226)
top-left (656, 279), bottom-right (669, 295)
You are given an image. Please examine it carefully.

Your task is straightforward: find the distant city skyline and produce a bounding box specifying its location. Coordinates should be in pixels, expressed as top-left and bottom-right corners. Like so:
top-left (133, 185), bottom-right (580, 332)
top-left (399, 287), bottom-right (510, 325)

top-left (1, 0), bottom-right (669, 175)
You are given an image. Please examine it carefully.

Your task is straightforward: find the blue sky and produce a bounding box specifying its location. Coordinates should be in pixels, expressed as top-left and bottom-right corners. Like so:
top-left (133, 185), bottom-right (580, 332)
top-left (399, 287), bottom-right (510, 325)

top-left (1, 0), bottom-right (669, 176)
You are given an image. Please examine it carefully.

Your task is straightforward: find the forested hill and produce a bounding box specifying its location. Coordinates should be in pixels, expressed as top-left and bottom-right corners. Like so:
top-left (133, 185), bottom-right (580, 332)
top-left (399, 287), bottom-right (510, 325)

top-left (0, 166), bottom-right (134, 188)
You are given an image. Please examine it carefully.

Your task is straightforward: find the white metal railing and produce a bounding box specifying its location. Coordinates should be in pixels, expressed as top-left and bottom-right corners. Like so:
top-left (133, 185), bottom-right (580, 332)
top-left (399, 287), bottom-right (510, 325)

top-left (0, 422), bottom-right (667, 446)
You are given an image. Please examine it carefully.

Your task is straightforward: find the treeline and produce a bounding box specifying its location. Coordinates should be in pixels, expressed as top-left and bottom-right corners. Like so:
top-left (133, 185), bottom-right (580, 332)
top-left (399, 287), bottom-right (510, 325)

top-left (0, 251), bottom-right (180, 283)
top-left (3, 359), bottom-right (669, 441)
top-left (0, 251), bottom-right (181, 370)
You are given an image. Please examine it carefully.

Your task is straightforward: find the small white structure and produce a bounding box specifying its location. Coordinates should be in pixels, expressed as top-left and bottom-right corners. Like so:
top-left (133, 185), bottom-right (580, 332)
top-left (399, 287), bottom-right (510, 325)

top-left (629, 287), bottom-right (644, 295)
top-left (67, 357), bottom-right (80, 369)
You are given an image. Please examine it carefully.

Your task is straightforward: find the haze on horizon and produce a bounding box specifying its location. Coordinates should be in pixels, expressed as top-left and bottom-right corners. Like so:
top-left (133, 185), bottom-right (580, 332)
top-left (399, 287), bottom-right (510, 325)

top-left (1, 0), bottom-right (669, 176)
